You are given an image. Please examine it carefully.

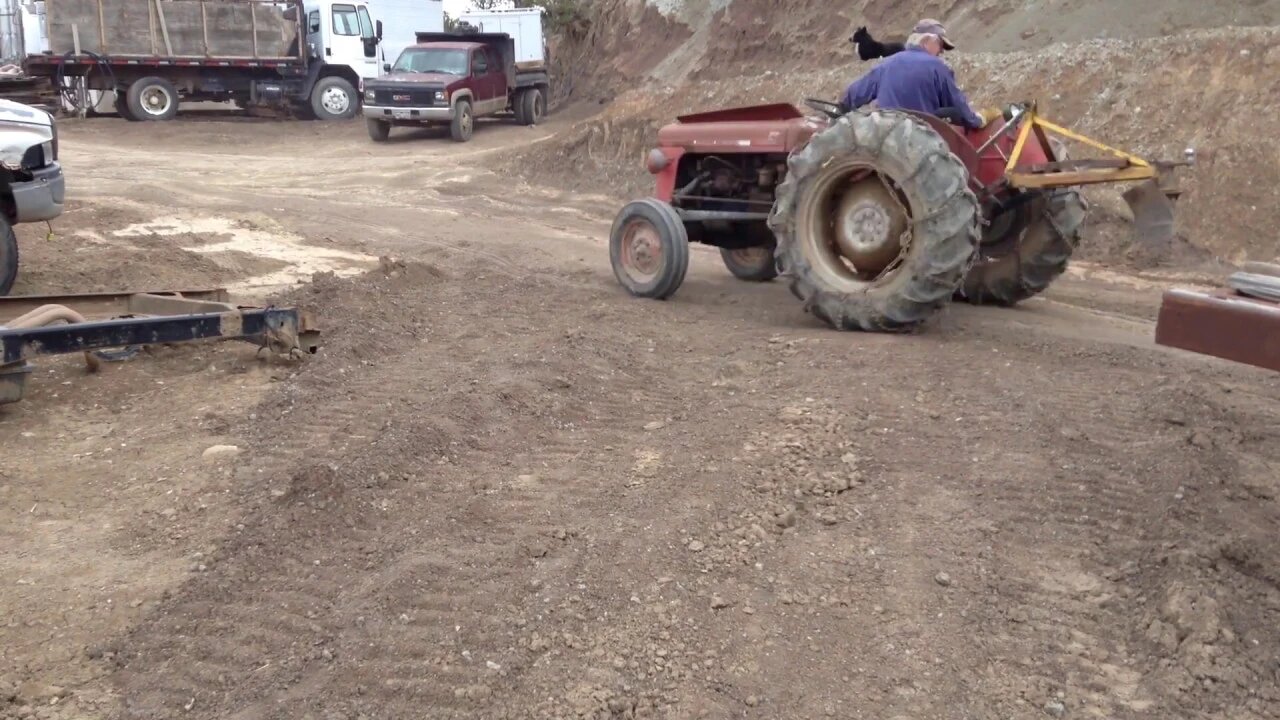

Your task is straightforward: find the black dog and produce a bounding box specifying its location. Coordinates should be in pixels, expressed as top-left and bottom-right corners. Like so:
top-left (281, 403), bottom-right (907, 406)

top-left (849, 26), bottom-right (904, 61)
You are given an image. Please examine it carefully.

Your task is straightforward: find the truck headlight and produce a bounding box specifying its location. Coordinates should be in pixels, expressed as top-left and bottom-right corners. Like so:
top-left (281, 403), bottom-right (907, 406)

top-left (434, 91), bottom-right (445, 102)
top-left (364, 89), bottom-right (376, 102)
top-left (41, 141), bottom-right (54, 165)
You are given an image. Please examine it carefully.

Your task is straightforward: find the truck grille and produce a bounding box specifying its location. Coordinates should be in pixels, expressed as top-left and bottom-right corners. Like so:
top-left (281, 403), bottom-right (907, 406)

top-left (373, 89), bottom-right (437, 106)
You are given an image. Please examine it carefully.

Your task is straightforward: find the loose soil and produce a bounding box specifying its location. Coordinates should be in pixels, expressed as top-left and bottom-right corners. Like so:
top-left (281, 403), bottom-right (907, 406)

top-left (2, 4), bottom-right (1280, 714)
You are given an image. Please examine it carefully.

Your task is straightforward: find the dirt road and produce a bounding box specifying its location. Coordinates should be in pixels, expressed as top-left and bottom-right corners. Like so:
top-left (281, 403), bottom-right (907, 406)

top-left (1, 113), bottom-right (1277, 720)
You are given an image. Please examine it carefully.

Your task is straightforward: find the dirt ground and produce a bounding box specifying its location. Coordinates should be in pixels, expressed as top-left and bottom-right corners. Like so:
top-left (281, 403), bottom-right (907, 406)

top-left (1, 101), bottom-right (1278, 720)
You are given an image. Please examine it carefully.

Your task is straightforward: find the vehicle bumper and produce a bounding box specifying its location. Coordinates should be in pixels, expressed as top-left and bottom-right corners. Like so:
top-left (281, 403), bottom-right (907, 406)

top-left (12, 162), bottom-right (64, 223)
top-left (363, 105), bottom-right (453, 122)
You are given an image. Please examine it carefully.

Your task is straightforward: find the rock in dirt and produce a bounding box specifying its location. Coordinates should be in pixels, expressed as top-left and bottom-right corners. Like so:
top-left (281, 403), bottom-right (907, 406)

top-left (710, 595), bottom-right (732, 609)
top-left (644, 420), bottom-right (667, 431)
top-left (201, 444), bottom-right (242, 462)
top-left (1043, 699), bottom-right (1066, 717)
top-left (934, 572), bottom-right (953, 587)
top-left (687, 540), bottom-right (706, 552)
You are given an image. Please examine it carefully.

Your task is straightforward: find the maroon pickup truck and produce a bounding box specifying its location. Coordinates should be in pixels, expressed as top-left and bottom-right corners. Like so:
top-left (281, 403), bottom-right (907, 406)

top-left (361, 32), bottom-right (550, 142)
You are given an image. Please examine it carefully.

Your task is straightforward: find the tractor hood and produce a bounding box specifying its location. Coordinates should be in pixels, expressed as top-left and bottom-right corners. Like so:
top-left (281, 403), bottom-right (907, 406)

top-left (658, 103), bottom-right (821, 153)
top-left (0, 99), bottom-right (54, 170)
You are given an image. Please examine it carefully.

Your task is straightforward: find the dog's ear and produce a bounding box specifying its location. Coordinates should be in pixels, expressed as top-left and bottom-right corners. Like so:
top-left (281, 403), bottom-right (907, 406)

top-left (850, 25), bottom-right (868, 43)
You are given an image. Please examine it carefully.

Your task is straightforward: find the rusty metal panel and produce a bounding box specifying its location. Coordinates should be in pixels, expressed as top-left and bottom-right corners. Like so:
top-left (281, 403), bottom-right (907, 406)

top-left (1155, 288), bottom-right (1280, 372)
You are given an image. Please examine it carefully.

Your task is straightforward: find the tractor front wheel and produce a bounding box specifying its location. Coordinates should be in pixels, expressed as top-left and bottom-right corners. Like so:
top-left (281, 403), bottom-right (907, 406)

top-left (609, 199), bottom-right (689, 300)
top-left (958, 188), bottom-right (1087, 306)
top-left (769, 109), bottom-right (980, 332)
top-left (720, 243), bottom-right (778, 282)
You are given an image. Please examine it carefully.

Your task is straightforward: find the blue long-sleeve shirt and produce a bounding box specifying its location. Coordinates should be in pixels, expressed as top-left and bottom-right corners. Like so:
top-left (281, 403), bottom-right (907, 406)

top-left (841, 46), bottom-right (984, 129)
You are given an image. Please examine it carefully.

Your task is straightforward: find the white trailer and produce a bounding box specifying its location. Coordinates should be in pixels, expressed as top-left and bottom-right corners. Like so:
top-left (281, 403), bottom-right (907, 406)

top-left (456, 6), bottom-right (544, 67)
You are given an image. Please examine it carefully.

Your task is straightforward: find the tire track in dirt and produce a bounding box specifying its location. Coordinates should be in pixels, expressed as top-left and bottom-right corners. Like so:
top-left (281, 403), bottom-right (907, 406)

top-left (109, 264), bottom-right (711, 719)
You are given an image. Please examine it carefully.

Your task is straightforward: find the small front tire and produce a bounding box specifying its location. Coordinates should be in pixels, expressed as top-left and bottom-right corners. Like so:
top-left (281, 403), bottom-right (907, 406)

top-left (609, 199), bottom-right (689, 300)
top-left (451, 100), bottom-right (474, 142)
top-left (366, 118), bottom-right (391, 142)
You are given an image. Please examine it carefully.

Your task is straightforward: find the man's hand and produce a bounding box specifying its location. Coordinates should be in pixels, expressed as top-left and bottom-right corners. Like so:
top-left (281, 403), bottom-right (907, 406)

top-left (977, 107), bottom-right (1003, 127)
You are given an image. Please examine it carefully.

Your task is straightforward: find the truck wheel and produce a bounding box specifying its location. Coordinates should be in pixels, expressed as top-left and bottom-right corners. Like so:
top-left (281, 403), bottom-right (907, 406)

top-left (0, 216), bottom-right (18, 296)
top-left (518, 88), bottom-right (545, 126)
top-left (126, 77), bottom-right (179, 121)
top-left (451, 100), bottom-right (474, 142)
top-left (610, 199), bottom-right (689, 300)
top-left (512, 89), bottom-right (530, 125)
top-left (769, 109), bottom-right (980, 332)
top-left (957, 188), bottom-right (1087, 306)
top-left (366, 118), bottom-right (391, 142)
top-left (115, 91), bottom-right (139, 121)
top-left (310, 77), bottom-right (358, 121)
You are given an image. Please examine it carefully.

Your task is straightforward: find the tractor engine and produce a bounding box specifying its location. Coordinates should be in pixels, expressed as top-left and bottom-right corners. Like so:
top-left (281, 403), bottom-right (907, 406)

top-left (672, 153), bottom-right (787, 248)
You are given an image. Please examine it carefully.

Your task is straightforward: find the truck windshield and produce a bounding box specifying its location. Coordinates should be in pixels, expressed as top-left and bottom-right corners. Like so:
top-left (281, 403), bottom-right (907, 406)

top-left (392, 48), bottom-right (469, 75)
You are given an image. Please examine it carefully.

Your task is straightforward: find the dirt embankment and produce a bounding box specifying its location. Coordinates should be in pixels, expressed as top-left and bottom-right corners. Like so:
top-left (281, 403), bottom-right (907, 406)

top-left (506, 1), bottom-right (1280, 266)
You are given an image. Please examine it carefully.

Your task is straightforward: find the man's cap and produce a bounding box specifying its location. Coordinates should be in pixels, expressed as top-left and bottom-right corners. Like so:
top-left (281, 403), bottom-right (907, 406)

top-left (913, 18), bottom-right (956, 50)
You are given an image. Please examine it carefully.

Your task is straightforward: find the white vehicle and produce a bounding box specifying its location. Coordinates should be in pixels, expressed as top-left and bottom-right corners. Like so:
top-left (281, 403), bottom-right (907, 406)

top-left (20, 0), bottom-right (442, 121)
top-left (0, 99), bottom-right (63, 294)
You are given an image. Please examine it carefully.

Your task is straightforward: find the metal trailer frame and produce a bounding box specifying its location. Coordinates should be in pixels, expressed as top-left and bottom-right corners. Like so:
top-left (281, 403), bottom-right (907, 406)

top-left (0, 288), bottom-right (319, 405)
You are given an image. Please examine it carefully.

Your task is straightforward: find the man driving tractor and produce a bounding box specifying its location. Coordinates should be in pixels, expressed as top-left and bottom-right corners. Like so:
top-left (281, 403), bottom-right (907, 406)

top-left (839, 19), bottom-right (989, 130)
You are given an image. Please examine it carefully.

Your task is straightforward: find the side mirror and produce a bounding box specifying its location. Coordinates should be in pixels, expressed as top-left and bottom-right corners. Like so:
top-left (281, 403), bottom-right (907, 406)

top-left (383, 62), bottom-right (391, 73)
top-left (376, 20), bottom-right (383, 40)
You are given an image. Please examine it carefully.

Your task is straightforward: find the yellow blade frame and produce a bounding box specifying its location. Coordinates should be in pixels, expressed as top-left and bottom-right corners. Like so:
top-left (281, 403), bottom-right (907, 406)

top-left (1003, 109), bottom-right (1159, 190)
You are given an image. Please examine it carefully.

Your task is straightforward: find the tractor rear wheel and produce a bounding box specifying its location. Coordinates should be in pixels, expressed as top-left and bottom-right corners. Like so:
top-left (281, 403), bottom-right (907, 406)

top-left (720, 243), bottom-right (779, 282)
top-left (769, 110), bottom-right (980, 332)
top-left (958, 188), bottom-right (1087, 306)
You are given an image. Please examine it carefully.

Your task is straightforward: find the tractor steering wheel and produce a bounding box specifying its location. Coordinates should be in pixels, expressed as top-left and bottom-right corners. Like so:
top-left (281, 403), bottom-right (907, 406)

top-left (804, 98), bottom-right (846, 120)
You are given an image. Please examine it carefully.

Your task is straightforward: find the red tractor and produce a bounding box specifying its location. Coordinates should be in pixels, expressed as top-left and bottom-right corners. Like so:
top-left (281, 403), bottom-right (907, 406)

top-left (608, 98), bottom-right (1191, 331)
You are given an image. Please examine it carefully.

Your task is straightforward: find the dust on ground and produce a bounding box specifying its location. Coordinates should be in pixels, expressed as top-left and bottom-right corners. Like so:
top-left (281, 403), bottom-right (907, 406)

top-left (3, 2), bottom-right (1280, 717)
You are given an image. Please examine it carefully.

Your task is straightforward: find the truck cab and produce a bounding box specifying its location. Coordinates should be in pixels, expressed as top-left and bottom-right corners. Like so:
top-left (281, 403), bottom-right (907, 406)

top-left (298, 0), bottom-right (382, 118)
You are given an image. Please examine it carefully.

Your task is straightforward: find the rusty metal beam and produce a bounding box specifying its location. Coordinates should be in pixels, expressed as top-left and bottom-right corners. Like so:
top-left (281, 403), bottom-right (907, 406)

top-left (0, 289), bottom-right (230, 322)
top-left (1155, 288), bottom-right (1280, 372)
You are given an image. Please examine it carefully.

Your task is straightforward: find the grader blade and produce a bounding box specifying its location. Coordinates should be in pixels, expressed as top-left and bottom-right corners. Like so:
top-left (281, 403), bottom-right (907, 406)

top-left (1123, 178), bottom-right (1178, 254)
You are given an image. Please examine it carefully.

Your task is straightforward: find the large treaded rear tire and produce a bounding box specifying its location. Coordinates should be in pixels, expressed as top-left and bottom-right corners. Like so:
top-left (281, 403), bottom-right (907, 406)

top-left (958, 188), bottom-right (1087, 306)
top-left (768, 110), bottom-right (980, 332)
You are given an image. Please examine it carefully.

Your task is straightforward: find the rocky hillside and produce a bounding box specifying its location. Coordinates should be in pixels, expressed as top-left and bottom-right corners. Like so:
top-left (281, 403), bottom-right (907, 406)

top-left (515, 0), bottom-right (1280, 265)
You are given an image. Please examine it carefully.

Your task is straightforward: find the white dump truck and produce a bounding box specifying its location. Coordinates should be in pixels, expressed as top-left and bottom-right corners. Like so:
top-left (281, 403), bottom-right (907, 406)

top-left (19, 0), bottom-right (442, 121)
